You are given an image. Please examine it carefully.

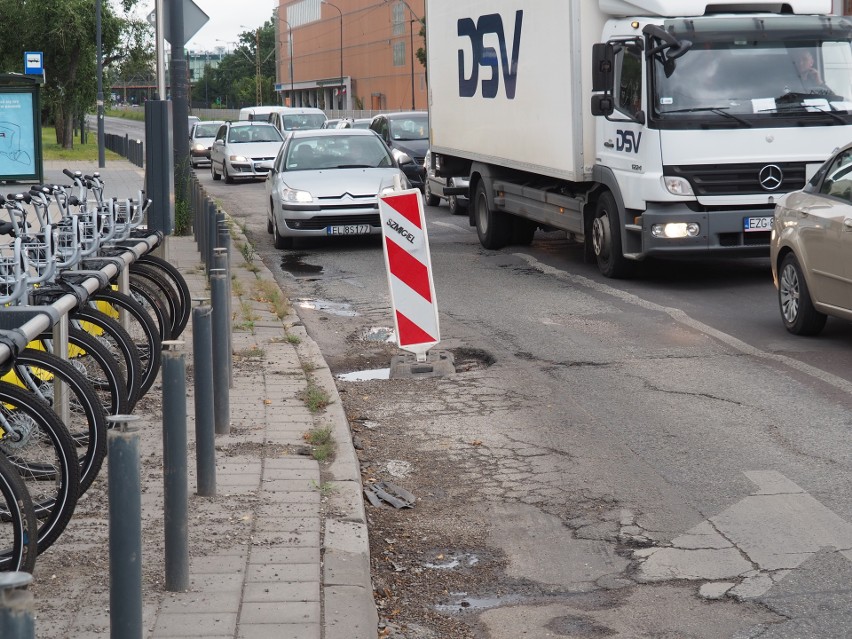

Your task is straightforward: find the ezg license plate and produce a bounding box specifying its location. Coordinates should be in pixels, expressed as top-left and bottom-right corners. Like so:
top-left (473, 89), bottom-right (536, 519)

top-left (744, 216), bottom-right (773, 232)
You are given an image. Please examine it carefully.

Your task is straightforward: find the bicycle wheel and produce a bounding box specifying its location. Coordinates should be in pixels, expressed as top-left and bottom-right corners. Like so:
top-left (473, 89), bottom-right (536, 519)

top-left (128, 264), bottom-right (177, 340)
top-left (0, 451), bottom-right (38, 572)
top-left (8, 348), bottom-right (108, 494)
top-left (0, 380), bottom-right (80, 556)
top-left (34, 327), bottom-right (130, 419)
top-left (135, 253), bottom-right (191, 338)
top-left (89, 287), bottom-right (163, 397)
top-left (71, 307), bottom-right (143, 411)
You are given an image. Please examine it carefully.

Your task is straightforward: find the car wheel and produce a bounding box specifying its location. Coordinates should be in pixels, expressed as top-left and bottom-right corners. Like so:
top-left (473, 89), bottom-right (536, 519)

top-left (474, 180), bottom-right (511, 250)
top-left (267, 199), bottom-right (274, 234)
top-left (425, 181), bottom-right (440, 207)
top-left (778, 253), bottom-right (827, 335)
top-left (273, 214), bottom-right (293, 249)
top-left (591, 191), bottom-right (632, 278)
top-left (223, 163), bottom-right (234, 184)
top-left (211, 162), bottom-right (221, 181)
top-left (447, 179), bottom-right (467, 216)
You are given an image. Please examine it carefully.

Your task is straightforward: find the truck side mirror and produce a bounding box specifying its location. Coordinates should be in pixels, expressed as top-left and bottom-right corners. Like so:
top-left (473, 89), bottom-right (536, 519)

top-left (591, 95), bottom-right (614, 117)
top-left (592, 43), bottom-right (614, 93)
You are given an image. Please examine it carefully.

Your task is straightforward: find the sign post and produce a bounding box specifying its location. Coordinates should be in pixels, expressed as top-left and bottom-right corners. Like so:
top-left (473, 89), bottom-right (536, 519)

top-left (378, 185), bottom-right (454, 378)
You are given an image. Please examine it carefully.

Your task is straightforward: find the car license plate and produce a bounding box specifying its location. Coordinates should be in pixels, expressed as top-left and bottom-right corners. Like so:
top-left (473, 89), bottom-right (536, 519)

top-left (744, 216), bottom-right (773, 232)
top-left (327, 224), bottom-right (371, 235)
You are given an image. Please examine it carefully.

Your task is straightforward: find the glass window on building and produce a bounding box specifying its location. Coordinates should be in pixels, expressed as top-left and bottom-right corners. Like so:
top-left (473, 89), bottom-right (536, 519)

top-left (392, 2), bottom-right (405, 36)
top-left (393, 41), bottom-right (406, 66)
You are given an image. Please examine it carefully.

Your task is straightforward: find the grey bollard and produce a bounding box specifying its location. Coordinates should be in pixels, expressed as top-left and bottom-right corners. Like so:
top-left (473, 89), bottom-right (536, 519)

top-left (192, 302), bottom-right (216, 497)
top-left (210, 269), bottom-right (231, 435)
top-left (206, 202), bottom-right (217, 271)
top-left (0, 572), bottom-right (34, 639)
top-left (107, 415), bottom-right (143, 639)
top-left (161, 342), bottom-right (189, 591)
top-left (213, 247), bottom-right (233, 390)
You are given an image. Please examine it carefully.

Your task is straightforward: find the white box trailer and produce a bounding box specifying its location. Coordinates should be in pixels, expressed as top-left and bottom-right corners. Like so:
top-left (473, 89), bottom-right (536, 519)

top-left (425, 0), bottom-right (852, 277)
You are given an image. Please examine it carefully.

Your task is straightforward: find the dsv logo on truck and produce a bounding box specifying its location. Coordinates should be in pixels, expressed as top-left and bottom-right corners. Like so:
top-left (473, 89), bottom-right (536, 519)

top-left (616, 130), bottom-right (642, 153)
top-left (457, 10), bottom-right (523, 99)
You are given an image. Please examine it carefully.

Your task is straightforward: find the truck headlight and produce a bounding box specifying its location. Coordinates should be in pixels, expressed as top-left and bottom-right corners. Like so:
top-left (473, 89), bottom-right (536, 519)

top-left (662, 176), bottom-right (694, 196)
top-left (651, 222), bottom-right (700, 238)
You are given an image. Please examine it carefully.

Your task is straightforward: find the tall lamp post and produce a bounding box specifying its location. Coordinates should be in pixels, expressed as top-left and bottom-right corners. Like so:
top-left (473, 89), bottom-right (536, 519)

top-left (96, 0), bottom-right (105, 167)
top-left (321, 1), bottom-right (343, 110)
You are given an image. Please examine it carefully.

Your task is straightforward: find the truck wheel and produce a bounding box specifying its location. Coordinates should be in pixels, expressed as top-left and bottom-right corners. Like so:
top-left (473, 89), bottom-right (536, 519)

top-left (475, 181), bottom-right (511, 249)
top-left (778, 253), bottom-right (826, 335)
top-left (425, 181), bottom-right (440, 207)
top-left (591, 192), bottom-right (632, 278)
top-left (448, 179), bottom-right (467, 216)
top-left (511, 217), bottom-right (536, 245)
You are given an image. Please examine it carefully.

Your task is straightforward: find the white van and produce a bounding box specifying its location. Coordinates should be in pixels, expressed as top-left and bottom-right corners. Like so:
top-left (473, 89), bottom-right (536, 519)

top-left (238, 106), bottom-right (288, 122)
top-left (268, 107), bottom-right (328, 133)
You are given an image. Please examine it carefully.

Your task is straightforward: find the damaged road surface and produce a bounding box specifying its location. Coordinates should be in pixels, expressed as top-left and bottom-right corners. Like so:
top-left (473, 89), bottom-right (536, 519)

top-left (216, 180), bottom-right (852, 638)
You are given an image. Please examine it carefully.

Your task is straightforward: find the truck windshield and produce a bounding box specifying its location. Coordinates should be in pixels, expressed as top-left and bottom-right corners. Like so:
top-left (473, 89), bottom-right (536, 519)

top-left (651, 17), bottom-right (852, 126)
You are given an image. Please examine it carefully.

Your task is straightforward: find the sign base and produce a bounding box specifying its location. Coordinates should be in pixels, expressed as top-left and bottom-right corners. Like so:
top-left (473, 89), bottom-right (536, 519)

top-left (389, 350), bottom-right (455, 379)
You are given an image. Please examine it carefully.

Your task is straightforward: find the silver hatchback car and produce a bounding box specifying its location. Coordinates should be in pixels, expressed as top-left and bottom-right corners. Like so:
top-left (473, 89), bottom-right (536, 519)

top-left (265, 129), bottom-right (408, 249)
top-left (770, 143), bottom-right (852, 335)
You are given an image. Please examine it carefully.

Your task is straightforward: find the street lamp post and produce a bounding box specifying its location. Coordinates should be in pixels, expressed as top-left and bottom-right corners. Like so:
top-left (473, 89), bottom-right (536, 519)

top-left (322, 1), bottom-right (343, 110)
top-left (96, 0), bottom-right (105, 167)
top-left (278, 18), bottom-right (295, 105)
top-left (409, 18), bottom-right (415, 110)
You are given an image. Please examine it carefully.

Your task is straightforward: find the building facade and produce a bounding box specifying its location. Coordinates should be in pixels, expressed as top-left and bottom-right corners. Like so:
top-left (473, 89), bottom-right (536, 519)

top-left (275, 0), bottom-right (426, 112)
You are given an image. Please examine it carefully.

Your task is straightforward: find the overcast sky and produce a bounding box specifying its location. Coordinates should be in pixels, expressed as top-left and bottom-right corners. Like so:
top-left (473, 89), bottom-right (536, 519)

top-left (141, 0), bottom-right (278, 52)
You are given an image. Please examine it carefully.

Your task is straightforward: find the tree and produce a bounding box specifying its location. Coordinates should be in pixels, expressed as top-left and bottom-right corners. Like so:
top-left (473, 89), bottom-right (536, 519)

top-left (0, 0), bottom-right (146, 148)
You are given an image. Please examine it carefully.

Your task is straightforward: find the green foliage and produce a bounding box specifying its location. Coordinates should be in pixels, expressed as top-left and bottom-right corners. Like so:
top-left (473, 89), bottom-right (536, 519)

top-left (0, 0), bottom-right (147, 149)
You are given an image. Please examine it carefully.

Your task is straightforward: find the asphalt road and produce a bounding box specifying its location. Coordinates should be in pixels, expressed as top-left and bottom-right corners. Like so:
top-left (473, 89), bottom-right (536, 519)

top-left (104, 114), bottom-right (852, 637)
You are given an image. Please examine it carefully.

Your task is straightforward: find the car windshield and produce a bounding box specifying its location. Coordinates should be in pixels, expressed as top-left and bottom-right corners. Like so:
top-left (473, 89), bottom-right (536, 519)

top-left (285, 135), bottom-right (394, 171)
top-left (389, 115), bottom-right (428, 140)
top-left (652, 16), bottom-right (852, 124)
top-left (228, 126), bottom-right (283, 143)
top-left (194, 123), bottom-right (221, 137)
top-left (281, 114), bottom-right (327, 130)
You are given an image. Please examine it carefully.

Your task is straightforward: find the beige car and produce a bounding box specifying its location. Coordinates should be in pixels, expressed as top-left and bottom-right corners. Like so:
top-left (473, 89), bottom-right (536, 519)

top-left (770, 144), bottom-right (852, 335)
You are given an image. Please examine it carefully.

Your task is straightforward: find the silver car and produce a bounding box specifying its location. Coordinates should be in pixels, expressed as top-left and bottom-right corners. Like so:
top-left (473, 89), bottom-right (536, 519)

top-left (423, 149), bottom-right (469, 215)
top-left (210, 122), bottom-right (284, 183)
top-left (770, 143), bottom-right (852, 335)
top-left (265, 129), bottom-right (408, 249)
top-left (189, 120), bottom-right (224, 168)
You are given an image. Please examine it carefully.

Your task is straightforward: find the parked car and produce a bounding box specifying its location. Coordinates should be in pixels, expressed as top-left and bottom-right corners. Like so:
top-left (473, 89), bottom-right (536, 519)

top-left (189, 120), bottom-right (225, 168)
top-left (336, 118), bottom-right (371, 129)
top-left (323, 118), bottom-right (342, 129)
top-left (369, 111), bottom-right (428, 192)
top-left (423, 149), bottom-right (469, 215)
top-left (210, 121), bottom-right (284, 183)
top-left (265, 129), bottom-right (409, 249)
top-left (770, 143), bottom-right (852, 335)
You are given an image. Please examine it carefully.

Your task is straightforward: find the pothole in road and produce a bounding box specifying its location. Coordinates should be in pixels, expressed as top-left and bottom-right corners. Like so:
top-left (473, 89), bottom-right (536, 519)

top-left (423, 551), bottom-right (480, 570)
top-left (281, 253), bottom-right (323, 275)
top-left (295, 298), bottom-right (357, 316)
top-left (450, 347), bottom-right (496, 372)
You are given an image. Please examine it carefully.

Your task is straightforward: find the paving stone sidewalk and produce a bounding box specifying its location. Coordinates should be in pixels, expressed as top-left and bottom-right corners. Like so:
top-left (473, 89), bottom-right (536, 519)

top-left (33, 160), bottom-right (376, 639)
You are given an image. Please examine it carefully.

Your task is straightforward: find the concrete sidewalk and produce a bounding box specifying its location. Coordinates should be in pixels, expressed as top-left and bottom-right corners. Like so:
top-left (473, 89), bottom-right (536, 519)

top-left (35, 160), bottom-right (376, 638)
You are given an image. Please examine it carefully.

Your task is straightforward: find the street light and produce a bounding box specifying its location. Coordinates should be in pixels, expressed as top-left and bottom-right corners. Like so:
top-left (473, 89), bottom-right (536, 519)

top-left (321, 0), bottom-right (343, 110)
top-left (278, 17), bottom-right (295, 104)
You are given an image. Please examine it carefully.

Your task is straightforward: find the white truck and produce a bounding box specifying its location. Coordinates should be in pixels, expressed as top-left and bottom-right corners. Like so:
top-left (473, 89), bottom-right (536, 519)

top-left (425, 0), bottom-right (852, 277)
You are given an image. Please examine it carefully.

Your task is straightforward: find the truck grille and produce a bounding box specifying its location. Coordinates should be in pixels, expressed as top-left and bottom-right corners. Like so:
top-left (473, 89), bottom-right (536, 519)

top-left (665, 163), bottom-right (807, 196)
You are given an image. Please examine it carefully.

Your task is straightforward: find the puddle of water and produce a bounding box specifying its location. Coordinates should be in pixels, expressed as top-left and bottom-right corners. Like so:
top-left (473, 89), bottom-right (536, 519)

top-left (336, 368), bottom-right (390, 381)
top-left (435, 592), bottom-right (525, 613)
top-left (424, 552), bottom-right (479, 570)
top-left (363, 327), bottom-right (396, 343)
top-left (281, 253), bottom-right (323, 275)
top-left (296, 298), bottom-right (357, 317)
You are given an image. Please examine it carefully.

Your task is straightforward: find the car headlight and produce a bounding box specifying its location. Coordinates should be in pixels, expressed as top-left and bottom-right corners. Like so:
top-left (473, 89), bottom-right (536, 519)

top-left (281, 187), bottom-right (314, 204)
top-left (662, 176), bottom-right (694, 196)
top-left (229, 155), bottom-right (248, 163)
top-left (192, 143), bottom-right (206, 152)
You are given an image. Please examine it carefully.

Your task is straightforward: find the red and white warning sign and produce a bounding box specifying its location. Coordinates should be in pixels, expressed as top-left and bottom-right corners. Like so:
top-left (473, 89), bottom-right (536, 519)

top-left (378, 187), bottom-right (439, 359)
